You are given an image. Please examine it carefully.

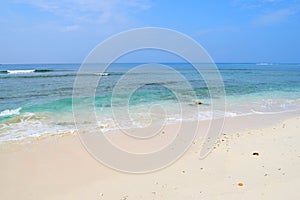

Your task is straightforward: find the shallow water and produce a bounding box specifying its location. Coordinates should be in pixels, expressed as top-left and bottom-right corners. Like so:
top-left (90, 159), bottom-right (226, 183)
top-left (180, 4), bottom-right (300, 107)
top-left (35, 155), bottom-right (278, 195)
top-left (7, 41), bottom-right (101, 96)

top-left (0, 63), bottom-right (299, 142)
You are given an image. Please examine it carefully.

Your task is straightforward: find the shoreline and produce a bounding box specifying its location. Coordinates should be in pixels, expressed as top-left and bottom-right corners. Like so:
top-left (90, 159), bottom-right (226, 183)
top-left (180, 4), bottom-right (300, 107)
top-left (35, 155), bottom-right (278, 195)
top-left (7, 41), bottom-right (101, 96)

top-left (1, 109), bottom-right (299, 146)
top-left (0, 112), bottom-right (299, 199)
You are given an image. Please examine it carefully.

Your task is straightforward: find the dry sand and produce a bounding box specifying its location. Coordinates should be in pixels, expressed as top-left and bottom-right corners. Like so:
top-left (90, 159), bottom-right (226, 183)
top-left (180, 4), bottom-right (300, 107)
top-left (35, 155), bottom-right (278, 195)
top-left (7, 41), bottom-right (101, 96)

top-left (0, 113), bottom-right (299, 199)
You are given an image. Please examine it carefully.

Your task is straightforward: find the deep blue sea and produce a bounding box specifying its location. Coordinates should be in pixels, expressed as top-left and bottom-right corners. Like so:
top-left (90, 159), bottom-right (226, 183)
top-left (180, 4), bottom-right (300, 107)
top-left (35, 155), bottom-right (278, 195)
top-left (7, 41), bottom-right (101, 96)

top-left (0, 63), bottom-right (300, 142)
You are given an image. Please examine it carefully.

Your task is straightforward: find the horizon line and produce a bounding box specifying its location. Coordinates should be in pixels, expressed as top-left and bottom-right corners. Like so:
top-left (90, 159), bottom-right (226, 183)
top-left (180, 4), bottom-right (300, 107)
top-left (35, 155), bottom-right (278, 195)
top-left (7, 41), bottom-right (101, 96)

top-left (1, 62), bottom-right (300, 65)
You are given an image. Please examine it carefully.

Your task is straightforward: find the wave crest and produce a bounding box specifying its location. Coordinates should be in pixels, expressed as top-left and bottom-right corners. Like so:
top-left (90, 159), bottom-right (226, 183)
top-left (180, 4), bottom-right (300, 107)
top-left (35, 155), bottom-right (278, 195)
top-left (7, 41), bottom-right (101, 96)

top-left (0, 107), bottom-right (22, 117)
top-left (7, 70), bottom-right (35, 74)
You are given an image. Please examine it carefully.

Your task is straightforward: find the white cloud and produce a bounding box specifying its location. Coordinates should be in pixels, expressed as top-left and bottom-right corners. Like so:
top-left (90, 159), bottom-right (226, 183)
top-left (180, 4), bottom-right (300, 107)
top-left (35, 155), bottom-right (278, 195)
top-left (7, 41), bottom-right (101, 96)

top-left (254, 8), bottom-right (296, 25)
top-left (22, 0), bottom-right (152, 24)
top-left (232, 0), bottom-right (286, 9)
top-left (194, 27), bottom-right (237, 36)
top-left (61, 24), bottom-right (80, 32)
top-left (232, 0), bottom-right (298, 26)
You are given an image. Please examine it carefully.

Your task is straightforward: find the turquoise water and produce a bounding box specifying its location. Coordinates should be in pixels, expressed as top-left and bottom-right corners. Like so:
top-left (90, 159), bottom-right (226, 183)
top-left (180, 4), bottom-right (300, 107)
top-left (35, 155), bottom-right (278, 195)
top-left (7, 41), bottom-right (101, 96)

top-left (0, 63), bottom-right (300, 142)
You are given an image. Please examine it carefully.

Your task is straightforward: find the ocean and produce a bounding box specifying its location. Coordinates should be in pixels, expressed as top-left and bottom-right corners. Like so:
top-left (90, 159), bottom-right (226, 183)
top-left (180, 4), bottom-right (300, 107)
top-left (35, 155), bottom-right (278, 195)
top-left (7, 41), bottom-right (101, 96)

top-left (0, 63), bottom-right (300, 142)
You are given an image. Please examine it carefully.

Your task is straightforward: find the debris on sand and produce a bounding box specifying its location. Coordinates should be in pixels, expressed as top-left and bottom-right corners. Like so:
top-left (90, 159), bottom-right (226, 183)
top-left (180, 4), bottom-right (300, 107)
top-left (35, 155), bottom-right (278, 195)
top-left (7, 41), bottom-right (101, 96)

top-left (195, 100), bottom-right (203, 105)
top-left (252, 152), bottom-right (259, 156)
top-left (238, 182), bottom-right (244, 187)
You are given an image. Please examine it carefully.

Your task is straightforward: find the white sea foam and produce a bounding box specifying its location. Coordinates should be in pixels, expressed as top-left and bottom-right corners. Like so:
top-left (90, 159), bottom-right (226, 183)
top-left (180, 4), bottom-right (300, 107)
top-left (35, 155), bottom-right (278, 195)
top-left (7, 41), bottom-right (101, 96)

top-left (94, 72), bottom-right (109, 76)
top-left (7, 70), bottom-right (35, 74)
top-left (250, 109), bottom-right (300, 115)
top-left (0, 112), bottom-right (75, 143)
top-left (256, 63), bottom-right (273, 66)
top-left (0, 108), bottom-right (21, 117)
top-left (0, 104), bottom-right (299, 143)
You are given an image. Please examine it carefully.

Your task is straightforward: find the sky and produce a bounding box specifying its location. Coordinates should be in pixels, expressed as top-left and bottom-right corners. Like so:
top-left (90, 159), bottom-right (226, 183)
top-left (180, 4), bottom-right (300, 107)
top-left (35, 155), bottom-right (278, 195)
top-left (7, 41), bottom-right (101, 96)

top-left (1, 0), bottom-right (300, 63)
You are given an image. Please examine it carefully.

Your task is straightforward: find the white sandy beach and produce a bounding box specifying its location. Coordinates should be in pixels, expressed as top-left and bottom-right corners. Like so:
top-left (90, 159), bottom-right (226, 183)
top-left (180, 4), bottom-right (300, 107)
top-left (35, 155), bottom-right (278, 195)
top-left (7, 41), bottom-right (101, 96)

top-left (0, 113), bottom-right (299, 200)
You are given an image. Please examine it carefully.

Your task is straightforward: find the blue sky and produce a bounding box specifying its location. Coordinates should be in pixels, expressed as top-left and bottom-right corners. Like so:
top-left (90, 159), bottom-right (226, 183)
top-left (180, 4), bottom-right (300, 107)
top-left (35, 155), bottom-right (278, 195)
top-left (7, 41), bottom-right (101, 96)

top-left (1, 0), bottom-right (300, 63)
